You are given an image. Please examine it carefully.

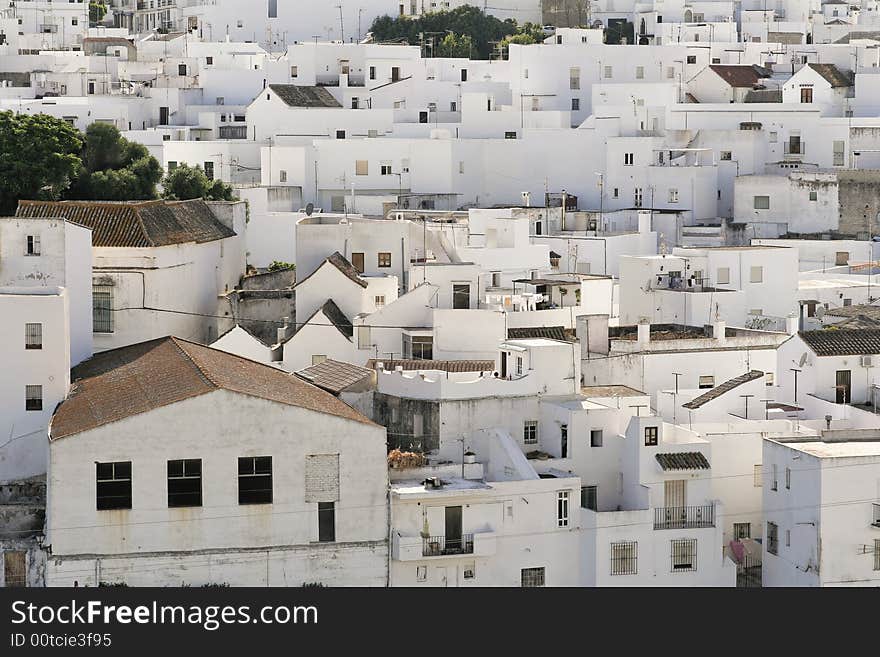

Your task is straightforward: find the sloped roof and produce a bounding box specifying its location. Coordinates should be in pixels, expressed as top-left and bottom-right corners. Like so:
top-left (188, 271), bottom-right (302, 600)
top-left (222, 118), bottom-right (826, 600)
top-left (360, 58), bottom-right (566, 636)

top-left (708, 65), bottom-right (772, 88)
top-left (366, 359), bottom-right (495, 373)
top-left (51, 337), bottom-right (374, 439)
top-left (682, 370), bottom-right (765, 410)
top-left (801, 329), bottom-right (880, 356)
top-left (16, 199), bottom-right (234, 247)
top-left (318, 299), bottom-right (353, 339)
top-left (295, 252), bottom-right (368, 289)
top-left (268, 84), bottom-right (342, 108)
top-left (296, 359), bottom-right (373, 394)
top-left (825, 304), bottom-right (880, 319)
top-left (835, 31), bottom-right (880, 44)
top-left (829, 315), bottom-right (880, 330)
top-left (507, 326), bottom-right (568, 341)
top-left (744, 88), bottom-right (782, 103)
top-left (807, 63), bottom-right (853, 88)
top-left (656, 452), bottom-right (711, 471)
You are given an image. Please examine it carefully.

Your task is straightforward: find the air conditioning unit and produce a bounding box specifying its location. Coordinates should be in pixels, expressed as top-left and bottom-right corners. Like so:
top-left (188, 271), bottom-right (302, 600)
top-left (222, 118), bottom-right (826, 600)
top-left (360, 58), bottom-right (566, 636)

top-left (861, 355), bottom-right (874, 367)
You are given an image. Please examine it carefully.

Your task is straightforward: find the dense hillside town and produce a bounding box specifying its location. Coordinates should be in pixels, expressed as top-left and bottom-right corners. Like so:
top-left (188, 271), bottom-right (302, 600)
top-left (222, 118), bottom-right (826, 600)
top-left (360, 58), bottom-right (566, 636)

top-left (3, 0), bottom-right (880, 588)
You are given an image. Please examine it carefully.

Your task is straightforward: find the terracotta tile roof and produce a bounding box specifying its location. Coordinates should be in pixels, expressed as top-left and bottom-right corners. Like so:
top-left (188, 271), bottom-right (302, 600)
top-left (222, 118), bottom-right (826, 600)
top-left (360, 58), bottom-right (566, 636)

top-left (655, 452), bottom-right (711, 471)
top-left (51, 337), bottom-right (374, 439)
top-left (16, 199), bottom-right (235, 247)
top-left (829, 315), bottom-right (880, 330)
top-left (268, 84), bottom-right (342, 108)
top-left (801, 329), bottom-right (880, 356)
top-left (295, 252), bottom-right (368, 289)
top-left (708, 64), bottom-right (772, 88)
top-left (366, 359), bottom-right (495, 373)
top-left (807, 63), bottom-right (853, 88)
top-left (824, 304), bottom-right (880, 319)
top-left (296, 359), bottom-right (373, 394)
top-left (744, 88), bottom-right (781, 103)
top-left (507, 326), bottom-right (569, 341)
top-left (682, 370), bottom-right (765, 410)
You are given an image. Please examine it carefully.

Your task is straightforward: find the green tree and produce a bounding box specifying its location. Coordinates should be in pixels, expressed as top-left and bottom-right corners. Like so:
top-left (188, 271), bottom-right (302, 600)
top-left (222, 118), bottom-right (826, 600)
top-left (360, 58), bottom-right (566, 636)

top-left (161, 162), bottom-right (237, 201)
top-left (0, 111), bottom-right (83, 214)
top-left (89, 2), bottom-right (107, 26)
top-left (436, 33), bottom-right (475, 58)
top-left (66, 123), bottom-right (162, 200)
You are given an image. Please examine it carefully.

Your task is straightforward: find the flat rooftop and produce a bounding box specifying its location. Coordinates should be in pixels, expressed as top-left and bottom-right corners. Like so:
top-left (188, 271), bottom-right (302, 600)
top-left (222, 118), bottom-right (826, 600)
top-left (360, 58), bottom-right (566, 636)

top-left (581, 384), bottom-right (646, 398)
top-left (782, 441), bottom-right (880, 458)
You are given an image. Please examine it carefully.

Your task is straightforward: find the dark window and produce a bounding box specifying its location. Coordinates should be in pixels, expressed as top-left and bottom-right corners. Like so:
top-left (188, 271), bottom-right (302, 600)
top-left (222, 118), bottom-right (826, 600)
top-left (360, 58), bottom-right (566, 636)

top-left (581, 485), bottom-right (597, 511)
top-left (686, 55), bottom-right (696, 64)
top-left (206, 56), bottom-right (213, 65)
top-left (369, 66), bottom-right (376, 80)
top-left (25, 323), bottom-right (42, 350)
top-left (96, 461), bottom-right (132, 510)
top-left (25, 385), bottom-right (42, 411)
top-left (767, 521), bottom-right (778, 555)
top-left (671, 538), bottom-right (697, 572)
top-left (268, 0), bottom-right (277, 18)
top-left (734, 522), bottom-right (751, 539)
top-left (318, 502), bottom-right (335, 542)
top-left (238, 456), bottom-right (272, 504)
top-left (561, 424), bottom-right (568, 458)
top-left (203, 161), bottom-right (214, 180)
top-left (504, 131), bottom-right (517, 139)
top-left (178, 63), bottom-right (186, 76)
top-left (378, 252), bottom-right (392, 268)
top-left (452, 283), bottom-right (470, 309)
top-left (26, 235), bottom-right (40, 256)
top-left (167, 459), bottom-right (202, 508)
top-left (93, 285), bottom-right (113, 333)
top-left (571, 98), bottom-right (580, 111)
top-left (460, 69), bottom-right (468, 82)
top-left (590, 429), bottom-right (603, 447)
top-left (644, 426), bottom-right (658, 446)
top-left (520, 566), bottom-right (545, 587)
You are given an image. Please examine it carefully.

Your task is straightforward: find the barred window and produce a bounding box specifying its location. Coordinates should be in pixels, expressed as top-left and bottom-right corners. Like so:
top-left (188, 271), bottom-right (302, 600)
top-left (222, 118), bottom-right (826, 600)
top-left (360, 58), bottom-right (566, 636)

top-left (93, 285), bottom-right (113, 333)
top-left (523, 420), bottom-right (538, 445)
top-left (734, 522), bottom-right (751, 539)
top-left (238, 456), bottom-right (272, 505)
top-left (378, 252), bottom-right (392, 268)
top-left (521, 567), bottom-right (545, 587)
top-left (25, 385), bottom-right (42, 411)
top-left (671, 539), bottom-right (697, 572)
top-left (96, 461), bottom-right (132, 510)
top-left (25, 323), bottom-right (42, 350)
top-left (167, 459), bottom-right (202, 508)
top-left (754, 464), bottom-right (763, 487)
top-left (611, 541), bottom-right (638, 575)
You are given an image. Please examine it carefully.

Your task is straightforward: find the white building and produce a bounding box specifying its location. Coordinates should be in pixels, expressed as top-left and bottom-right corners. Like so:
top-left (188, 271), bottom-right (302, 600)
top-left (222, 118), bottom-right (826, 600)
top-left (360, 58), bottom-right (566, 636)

top-left (762, 435), bottom-right (880, 586)
top-left (47, 336), bottom-right (389, 586)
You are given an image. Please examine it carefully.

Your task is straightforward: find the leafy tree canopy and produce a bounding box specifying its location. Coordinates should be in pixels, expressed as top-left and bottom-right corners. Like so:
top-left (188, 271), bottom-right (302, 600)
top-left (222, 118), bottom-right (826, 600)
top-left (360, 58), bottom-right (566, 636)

top-left (66, 122), bottom-right (162, 201)
top-left (369, 6), bottom-right (541, 60)
top-left (161, 162), bottom-right (237, 202)
top-left (0, 111), bottom-right (83, 214)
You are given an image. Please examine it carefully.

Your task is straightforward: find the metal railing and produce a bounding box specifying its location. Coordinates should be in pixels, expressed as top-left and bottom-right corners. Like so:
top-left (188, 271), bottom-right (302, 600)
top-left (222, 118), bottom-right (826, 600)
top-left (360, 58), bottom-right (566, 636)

top-left (422, 534), bottom-right (474, 557)
top-left (783, 141), bottom-right (806, 156)
top-left (653, 505), bottom-right (715, 530)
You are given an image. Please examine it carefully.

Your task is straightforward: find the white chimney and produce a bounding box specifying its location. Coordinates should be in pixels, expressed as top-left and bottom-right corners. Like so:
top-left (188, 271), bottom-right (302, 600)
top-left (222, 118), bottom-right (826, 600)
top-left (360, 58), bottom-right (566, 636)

top-left (637, 210), bottom-right (652, 234)
top-left (714, 320), bottom-right (726, 343)
top-left (786, 314), bottom-right (799, 335)
top-left (637, 320), bottom-right (650, 345)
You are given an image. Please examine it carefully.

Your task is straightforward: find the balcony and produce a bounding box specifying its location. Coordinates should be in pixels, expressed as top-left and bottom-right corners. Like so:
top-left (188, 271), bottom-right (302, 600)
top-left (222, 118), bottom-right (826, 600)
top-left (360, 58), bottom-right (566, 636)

top-left (783, 141), bottom-right (806, 159)
top-left (422, 534), bottom-right (474, 557)
top-left (654, 505), bottom-right (715, 530)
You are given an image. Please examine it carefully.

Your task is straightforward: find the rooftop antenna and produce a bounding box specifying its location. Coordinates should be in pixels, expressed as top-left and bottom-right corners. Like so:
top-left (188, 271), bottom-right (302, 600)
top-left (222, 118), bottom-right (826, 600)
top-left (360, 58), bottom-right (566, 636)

top-left (335, 5), bottom-right (344, 42)
top-left (740, 394), bottom-right (755, 419)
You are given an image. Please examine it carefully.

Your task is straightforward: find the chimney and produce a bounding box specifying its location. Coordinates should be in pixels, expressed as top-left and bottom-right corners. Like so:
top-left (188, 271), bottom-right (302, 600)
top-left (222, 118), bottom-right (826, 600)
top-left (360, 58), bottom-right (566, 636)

top-left (277, 317), bottom-right (290, 344)
top-left (637, 319), bottom-right (651, 346)
top-left (786, 314), bottom-right (799, 336)
top-left (637, 210), bottom-right (652, 234)
top-left (714, 319), bottom-right (726, 343)
top-left (825, 415), bottom-right (832, 431)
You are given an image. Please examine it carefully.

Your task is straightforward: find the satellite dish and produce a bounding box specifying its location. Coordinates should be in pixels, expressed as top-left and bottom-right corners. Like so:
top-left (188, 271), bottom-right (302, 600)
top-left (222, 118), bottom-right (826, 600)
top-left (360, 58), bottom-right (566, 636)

top-left (798, 352), bottom-right (808, 368)
top-left (305, 202), bottom-right (314, 216)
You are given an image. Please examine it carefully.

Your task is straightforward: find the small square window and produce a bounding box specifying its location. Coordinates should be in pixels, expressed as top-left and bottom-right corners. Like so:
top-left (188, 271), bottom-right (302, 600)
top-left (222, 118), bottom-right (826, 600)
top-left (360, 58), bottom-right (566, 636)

top-left (809, 191), bottom-right (818, 201)
top-left (590, 429), bottom-right (603, 447)
top-left (25, 385), bottom-right (42, 411)
top-left (25, 323), bottom-right (42, 350)
top-left (671, 539), bottom-right (697, 572)
top-left (750, 266), bottom-right (763, 283)
top-left (378, 252), bottom-right (391, 268)
top-left (523, 420), bottom-right (538, 445)
top-left (753, 195), bottom-right (770, 210)
top-left (698, 375), bottom-right (714, 389)
top-left (686, 55), bottom-right (696, 64)
top-left (167, 459), bottom-right (202, 508)
top-left (720, 151), bottom-right (732, 161)
top-left (355, 160), bottom-right (368, 175)
top-left (644, 426), bottom-right (658, 446)
top-left (611, 541), bottom-right (637, 575)
top-left (521, 566), bottom-right (545, 587)
top-left (716, 267), bottom-right (730, 285)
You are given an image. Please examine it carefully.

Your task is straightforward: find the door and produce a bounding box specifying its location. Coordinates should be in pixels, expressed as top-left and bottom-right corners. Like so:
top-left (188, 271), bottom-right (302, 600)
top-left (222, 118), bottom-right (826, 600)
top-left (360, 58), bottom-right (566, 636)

top-left (561, 425), bottom-right (568, 458)
top-left (800, 87), bottom-right (813, 103)
top-left (836, 370), bottom-right (851, 404)
top-left (452, 284), bottom-right (470, 309)
top-left (3, 551), bottom-right (26, 587)
top-left (351, 252), bottom-right (365, 273)
top-left (391, 67), bottom-right (400, 82)
top-left (445, 506), bottom-right (462, 553)
top-left (501, 351), bottom-right (508, 378)
top-left (159, 106), bottom-right (169, 125)
top-left (664, 479), bottom-right (686, 526)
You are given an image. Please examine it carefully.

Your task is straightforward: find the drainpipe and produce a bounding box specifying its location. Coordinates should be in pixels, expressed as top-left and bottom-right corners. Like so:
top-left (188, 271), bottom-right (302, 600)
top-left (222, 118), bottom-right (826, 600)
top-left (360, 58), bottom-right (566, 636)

top-left (385, 480), bottom-right (392, 588)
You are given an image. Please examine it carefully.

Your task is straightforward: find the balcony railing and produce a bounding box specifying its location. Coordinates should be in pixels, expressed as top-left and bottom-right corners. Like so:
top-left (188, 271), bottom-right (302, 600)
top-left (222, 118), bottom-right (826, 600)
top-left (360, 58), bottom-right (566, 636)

top-left (783, 141), bottom-right (806, 157)
top-left (654, 505), bottom-right (715, 530)
top-left (422, 534), bottom-right (474, 557)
